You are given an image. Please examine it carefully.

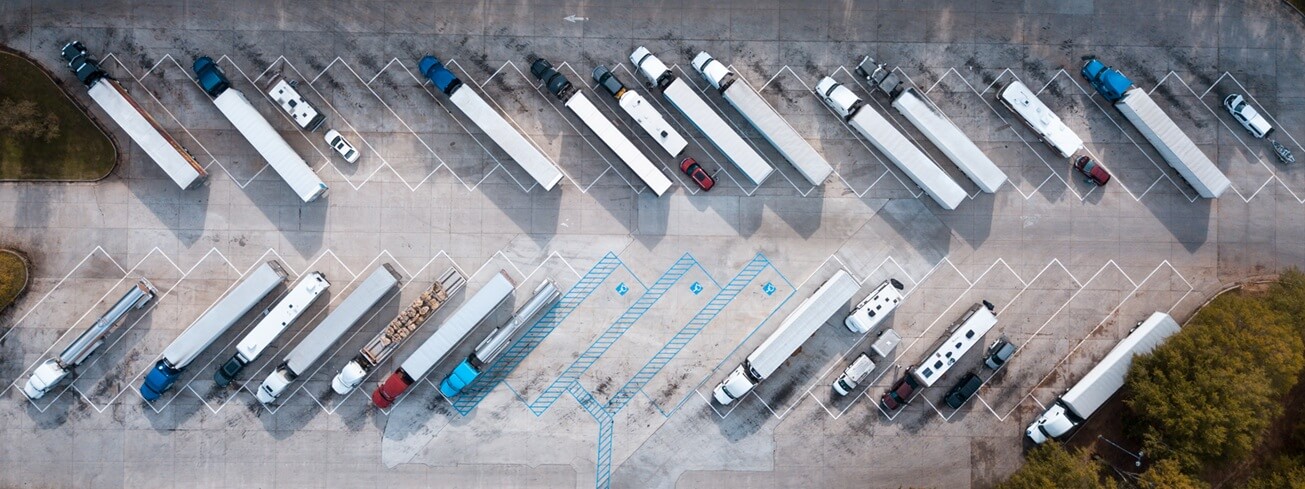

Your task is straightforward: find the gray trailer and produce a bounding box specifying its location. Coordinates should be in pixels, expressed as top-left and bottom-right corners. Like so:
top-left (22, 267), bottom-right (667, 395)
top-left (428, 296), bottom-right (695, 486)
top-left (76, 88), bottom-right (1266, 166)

top-left (1116, 89), bottom-right (1230, 198)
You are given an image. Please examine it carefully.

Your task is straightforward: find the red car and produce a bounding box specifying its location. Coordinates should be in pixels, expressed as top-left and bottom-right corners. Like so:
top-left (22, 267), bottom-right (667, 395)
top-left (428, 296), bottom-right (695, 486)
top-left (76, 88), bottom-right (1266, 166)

top-left (680, 157), bottom-right (714, 191)
top-left (880, 368), bottom-right (920, 412)
top-left (1074, 155), bottom-right (1111, 186)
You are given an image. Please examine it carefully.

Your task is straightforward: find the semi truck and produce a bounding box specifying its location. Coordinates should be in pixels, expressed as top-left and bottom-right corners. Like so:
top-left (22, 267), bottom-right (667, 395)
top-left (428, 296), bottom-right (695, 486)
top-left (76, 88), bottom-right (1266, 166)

top-left (996, 80), bottom-right (1085, 159)
top-left (372, 270), bottom-right (516, 407)
top-left (191, 56), bottom-right (329, 202)
top-left (530, 58), bottom-right (674, 196)
top-left (439, 280), bottom-right (561, 397)
top-left (692, 51), bottom-right (834, 186)
top-left (331, 267), bottom-right (466, 394)
top-left (816, 76), bottom-right (967, 210)
top-left (713, 269), bottom-right (861, 405)
top-left (59, 42), bottom-right (207, 190)
top-left (256, 265), bottom-right (401, 403)
top-left (418, 55), bottom-right (564, 191)
top-left (880, 301), bottom-right (996, 412)
top-left (630, 47), bottom-right (774, 186)
top-left (212, 272), bottom-right (330, 387)
top-left (1080, 58), bottom-right (1230, 198)
top-left (856, 57), bottom-right (1008, 193)
top-left (1027, 312), bottom-right (1180, 444)
top-left (140, 261), bottom-right (288, 401)
top-left (23, 278), bottom-right (158, 399)
top-left (592, 65), bottom-right (688, 157)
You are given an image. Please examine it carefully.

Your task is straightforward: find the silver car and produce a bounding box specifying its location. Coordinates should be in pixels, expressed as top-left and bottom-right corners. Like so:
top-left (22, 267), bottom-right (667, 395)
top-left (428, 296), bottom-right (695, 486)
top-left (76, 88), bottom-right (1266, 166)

top-left (1224, 94), bottom-right (1273, 139)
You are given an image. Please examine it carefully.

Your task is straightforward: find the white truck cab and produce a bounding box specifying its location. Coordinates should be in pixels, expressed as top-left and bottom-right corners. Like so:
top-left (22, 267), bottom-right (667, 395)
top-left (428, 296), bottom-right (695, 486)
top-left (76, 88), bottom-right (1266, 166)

top-left (713, 364), bottom-right (757, 405)
top-left (815, 77), bottom-right (864, 120)
top-left (1026, 403), bottom-right (1076, 443)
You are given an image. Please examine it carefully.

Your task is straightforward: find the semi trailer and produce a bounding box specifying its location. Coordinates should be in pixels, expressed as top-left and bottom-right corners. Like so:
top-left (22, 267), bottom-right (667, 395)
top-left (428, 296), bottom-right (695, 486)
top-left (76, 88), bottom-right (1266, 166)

top-left (140, 261), bottom-right (288, 401)
top-left (23, 278), bottom-right (158, 399)
top-left (192, 57), bottom-right (328, 202)
top-left (530, 58), bottom-right (673, 196)
top-left (331, 267), bottom-right (467, 394)
top-left (1081, 58), bottom-right (1230, 198)
top-left (256, 265), bottom-right (401, 403)
top-left (439, 280), bottom-right (560, 398)
top-left (1027, 312), bottom-right (1180, 444)
top-left (592, 65), bottom-right (688, 157)
top-left (212, 272), bottom-right (330, 387)
top-left (372, 270), bottom-right (516, 408)
top-left (630, 47), bottom-right (774, 186)
top-left (816, 76), bottom-right (966, 210)
top-left (692, 51), bottom-right (834, 186)
top-left (59, 42), bottom-right (207, 190)
top-left (857, 57), bottom-right (1008, 193)
top-left (713, 269), bottom-right (861, 405)
top-left (418, 55), bottom-right (564, 191)
top-left (996, 80), bottom-right (1085, 158)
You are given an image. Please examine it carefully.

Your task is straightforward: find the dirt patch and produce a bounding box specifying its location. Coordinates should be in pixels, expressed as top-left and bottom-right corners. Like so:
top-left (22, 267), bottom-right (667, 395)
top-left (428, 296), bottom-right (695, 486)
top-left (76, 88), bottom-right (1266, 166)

top-left (0, 248), bottom-right (30, 312)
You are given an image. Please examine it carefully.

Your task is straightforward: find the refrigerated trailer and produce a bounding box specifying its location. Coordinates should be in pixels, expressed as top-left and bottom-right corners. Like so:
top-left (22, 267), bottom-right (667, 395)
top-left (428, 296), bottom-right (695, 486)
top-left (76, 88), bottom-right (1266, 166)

top-left (192, 56), bottom-right (328, 202)
top-left (439, 280), bottom-right (560, 398)
top-left (59, 42), bottom-right (207, 189)
top-left (1081, 59), bottom-right (1230, 198)
top-left (713, 269), bottom-right (861, 405)
top-left (213, 272), bottom-right (330, 387)
top-left (418, 55), bottom-right (564, 191)
top-left (372, 270), bottom-right (516, 407)
top-left (530, 59), bottom-right (673, 196)
top-left (257, 265), bottom-right (400, 403)
top-left (816, 77), bottom-right (966, 210)
top-left (331, 267), bottom-right (467, 394)
top-left (630, 47), bottom-right (774, 186)
top-left (140, 261), bottom-right (288, 401)
top-left (692, 52), bottom-right (834, 186)
top-left (996, 80), bottom-right (1085, 158)
top-left (23, 279), bottom-right (158, 399)
top-left (592, 65), bottom-right (688, 157)
top-left (857, 57), bottom-right (1007, 193)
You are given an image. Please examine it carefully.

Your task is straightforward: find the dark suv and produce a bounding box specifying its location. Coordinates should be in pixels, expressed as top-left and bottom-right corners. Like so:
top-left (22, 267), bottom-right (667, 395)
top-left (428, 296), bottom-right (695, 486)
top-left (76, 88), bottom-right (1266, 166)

top-left (944, 372), bottom-right (983, 409)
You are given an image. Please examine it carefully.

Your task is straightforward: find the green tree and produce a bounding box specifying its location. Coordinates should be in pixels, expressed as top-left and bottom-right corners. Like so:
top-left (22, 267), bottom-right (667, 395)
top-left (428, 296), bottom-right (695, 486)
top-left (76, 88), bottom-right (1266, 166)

top-left (998, 442), bottom-right (1117, 489)
top-left (1135, 459), bottom-right (1208, 489)
top-left (1126, 291), bottom-right (1305, 471)
top-left (1246, 456), bottom-right (1305, 489)
top-left (1267, 269), bottom-right (1305, 333)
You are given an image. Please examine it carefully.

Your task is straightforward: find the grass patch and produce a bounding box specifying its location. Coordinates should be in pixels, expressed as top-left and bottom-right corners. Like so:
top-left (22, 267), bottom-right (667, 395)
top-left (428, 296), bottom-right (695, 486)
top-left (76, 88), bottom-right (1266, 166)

top-left (0, 49), bottom-right (115, 180)
top-left (0, 249), bottom-right (28, 312)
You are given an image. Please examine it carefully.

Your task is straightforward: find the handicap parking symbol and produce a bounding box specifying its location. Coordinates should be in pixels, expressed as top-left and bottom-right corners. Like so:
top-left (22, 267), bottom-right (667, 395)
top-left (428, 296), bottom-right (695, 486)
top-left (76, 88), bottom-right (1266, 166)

top-left (690, 282), bottom-right (703, 295)
top-left (762, 282), bottom-right (776, 296)
top-left (616, 282), bottom-right (629, 296)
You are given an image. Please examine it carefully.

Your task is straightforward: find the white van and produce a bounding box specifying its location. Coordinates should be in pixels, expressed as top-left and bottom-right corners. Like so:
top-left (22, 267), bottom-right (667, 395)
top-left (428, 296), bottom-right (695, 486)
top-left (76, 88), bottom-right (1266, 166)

top-left (833, 353), bottom-right (875, 396)
top-left (844, 279), bottom-right (905, 333)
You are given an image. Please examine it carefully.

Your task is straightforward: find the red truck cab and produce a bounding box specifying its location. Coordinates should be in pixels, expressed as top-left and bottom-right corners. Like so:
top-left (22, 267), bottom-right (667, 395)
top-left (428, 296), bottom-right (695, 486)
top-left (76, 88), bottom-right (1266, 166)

top-left (372, 369), bottom-right (414, 408)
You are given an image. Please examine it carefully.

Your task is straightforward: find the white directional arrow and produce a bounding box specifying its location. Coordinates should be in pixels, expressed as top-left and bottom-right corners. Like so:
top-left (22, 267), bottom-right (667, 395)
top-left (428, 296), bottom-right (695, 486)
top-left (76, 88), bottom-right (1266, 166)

top-left (564, 14), bottom-right (589, 22)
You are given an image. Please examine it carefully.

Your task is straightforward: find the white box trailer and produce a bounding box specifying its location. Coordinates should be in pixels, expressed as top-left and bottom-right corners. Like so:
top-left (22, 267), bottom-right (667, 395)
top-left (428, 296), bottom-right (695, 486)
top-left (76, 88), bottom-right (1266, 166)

top-left (631, 47), bottom-right (774, 186)
top-left (140, 261), bottom-right (288, 400)
top-left (1027, 312), bottom-right (1180, 443)
top-left (257, 264), bottom-right (401, 403)
top-left (1116, 89), bottom-right (1230, 198)
top-left (816, 77), bottom-right (966, 210)
top-left (713, 269), bottom-right (861, 404)
top-left (997, 80), bottom-right (1085, 158)
top-left (692, 52), bottom-right (833, 186)
top-left (593, 66), bottom-right (688, 157)
top-left (910, 301), bottom-right (997, 387)
top-left (213, 271), bottom-right (330, 386)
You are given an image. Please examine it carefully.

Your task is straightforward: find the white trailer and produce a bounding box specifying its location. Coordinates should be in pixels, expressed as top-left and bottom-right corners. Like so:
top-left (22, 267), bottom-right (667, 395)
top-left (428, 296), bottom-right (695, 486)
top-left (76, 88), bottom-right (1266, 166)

top-left (530, 59), bottom-right (673, 196)
top-left (816, 77), bottom-right (966, 210)
top-left (213, 271), bottom-right (330, 387)
top-left (140, 261), bottom-right (288, 400)
top-left (997, 80), bottom-right (1084, 158)
top-left (692, 52), bottom-right (833, 186)
top-left (713, 269), bottom-right (860, 405)
top-left (331, 267), bottom-right (467, 394)
top-left (60, 42), bottom-right (207, 189)
top-left (858, 57), bottom-right (1007, 193)
top-left (371, 270), bottom-right (516, 407)
top-left (1116, 89), bottom-right (1230, 198)
top-left (593, 66), bottom-right (688, 157)
top-left (631, 47), bottom-right (774, 186)
top-left (257, 265), bottom-right (401, 403)
top-left (910, 301), bottom-right (997, 387)
top-left (1028, 312), bottom-right (1180, 443)
top-left (192, 57), bottom-right (328, 202)
top-left (23, 278), bottom-right (158, 399)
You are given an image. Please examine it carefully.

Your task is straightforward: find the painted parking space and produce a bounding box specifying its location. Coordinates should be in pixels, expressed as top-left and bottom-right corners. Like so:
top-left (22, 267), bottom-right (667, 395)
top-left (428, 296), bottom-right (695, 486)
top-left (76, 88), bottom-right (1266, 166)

top-left (300, 58), bottom-right (403, 189)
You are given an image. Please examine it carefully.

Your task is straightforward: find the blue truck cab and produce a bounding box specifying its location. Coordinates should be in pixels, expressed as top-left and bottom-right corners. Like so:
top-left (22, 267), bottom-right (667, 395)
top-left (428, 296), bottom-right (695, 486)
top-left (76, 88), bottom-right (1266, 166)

top-left (438, 359), bottom-right (481, 397)
top-left (192, 56), bottom-right (231, 98)
top-left (1080, 59), bottom-right (1133, 103)
top-left (419, 55), bottom-right (463, 96)
top-left (140, 360), bottom-right (182, 401)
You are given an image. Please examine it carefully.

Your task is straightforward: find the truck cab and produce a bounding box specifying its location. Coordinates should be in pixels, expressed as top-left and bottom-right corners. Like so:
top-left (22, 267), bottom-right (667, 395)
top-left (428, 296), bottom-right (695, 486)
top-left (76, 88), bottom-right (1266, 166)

top-left (256, 369), bottom-right (293, 404)
top-left (1026, 403), bottom-right (1078, 444)
top-left (630, 47), bottom-right (674, 89)
top-left (815, 77), bottom-right (864, 120)
top-left (691, 52), bottom-right (735, 91)
top-left (372, 370), bottom-right (414, 408)
top-left (192, 56), bottom-right (231, 97)
top-left (529, 58), bottom-right (573, 100)
top-left (418, 55), bottom-right (462, 96)
top-left (23, 360), bottom-right (70, 399)
top-left (141, 360), bottom-right (182, 401)
top-left (712, 363), bottom-right (758, 405)
top-left (1080, 59), bottom-right (1133, 103)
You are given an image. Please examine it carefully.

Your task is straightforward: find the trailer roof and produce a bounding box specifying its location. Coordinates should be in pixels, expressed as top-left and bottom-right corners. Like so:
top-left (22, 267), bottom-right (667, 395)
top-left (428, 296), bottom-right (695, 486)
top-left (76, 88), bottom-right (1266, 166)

top-left (997, 81), bottom-right (1084, 159)
top-left (162, 261), bottom-right (287, 366)
top-left (565, 93), bottom-right (673, 196)
top-left (448, 87), bottom-right (564, 191)
top-left (212, 89), bottom-right (327, 202)
top-left (1062, 312), bottom-right (1180, 417)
